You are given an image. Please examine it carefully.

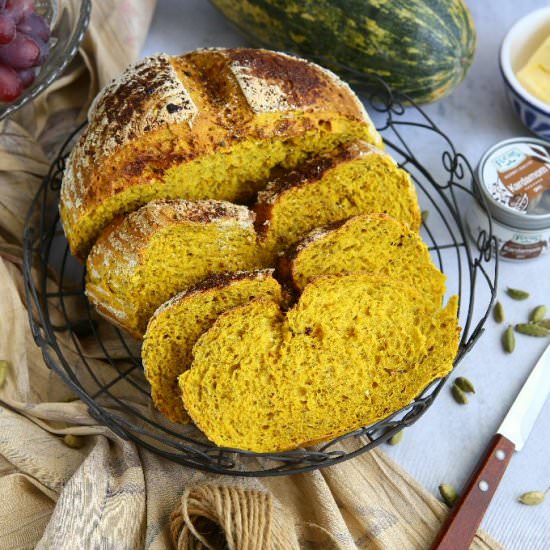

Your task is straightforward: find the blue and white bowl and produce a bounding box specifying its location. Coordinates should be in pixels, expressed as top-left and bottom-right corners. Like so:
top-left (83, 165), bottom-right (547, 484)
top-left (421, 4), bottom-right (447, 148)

top-left (500, 7), bottom-right (550, 142)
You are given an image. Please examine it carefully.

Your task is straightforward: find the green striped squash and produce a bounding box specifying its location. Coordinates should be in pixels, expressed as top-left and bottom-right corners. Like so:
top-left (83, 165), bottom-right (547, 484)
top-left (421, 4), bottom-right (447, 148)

top-left (210, 0), bottom-right (477, 104)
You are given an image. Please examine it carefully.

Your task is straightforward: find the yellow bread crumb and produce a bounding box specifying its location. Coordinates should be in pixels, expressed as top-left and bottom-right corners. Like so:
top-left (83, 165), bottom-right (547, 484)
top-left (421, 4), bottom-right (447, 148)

top-left (180, 274), bottom-right (460, 452)
top-left (282, 213), bottom-right (445, 305)
top-left (86, 199), bottom-right (265, 338)
top-left (142, 270), bottom-right (283, 423)
top-left (255, 141), bottom-right (421, 261)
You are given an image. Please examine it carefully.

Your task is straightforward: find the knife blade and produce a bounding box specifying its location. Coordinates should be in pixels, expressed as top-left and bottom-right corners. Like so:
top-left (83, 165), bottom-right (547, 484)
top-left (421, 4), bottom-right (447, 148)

top-left (432, 342), bottom-right (550, 550)
top-left (497, 342), bottom-right (550, 450)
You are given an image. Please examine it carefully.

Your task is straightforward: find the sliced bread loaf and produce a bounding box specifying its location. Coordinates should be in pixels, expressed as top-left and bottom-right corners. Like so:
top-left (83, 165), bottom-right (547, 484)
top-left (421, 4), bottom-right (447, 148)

top-left (61, 48), bottom-right (382, 258)
top-left (142, 270), bottom-right (283, 423)
top-left (180, 274), bottom-right (460, 452)
top-left (280, 214), bottom-right (446, 304)
top-left (86, 199), bottom-right (264, 339)
top-left (255, 141), bottom-right (421, 260)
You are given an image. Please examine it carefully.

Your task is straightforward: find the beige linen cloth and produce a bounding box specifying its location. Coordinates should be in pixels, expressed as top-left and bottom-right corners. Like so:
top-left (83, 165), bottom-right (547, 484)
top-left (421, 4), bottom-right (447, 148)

top-left (0, 2), bottom-right (502, 549)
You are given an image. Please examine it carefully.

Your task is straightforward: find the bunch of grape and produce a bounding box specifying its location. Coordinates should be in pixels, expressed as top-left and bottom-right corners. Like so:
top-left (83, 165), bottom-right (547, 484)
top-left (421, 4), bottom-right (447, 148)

top-left (0, 0), bottom-right (50, 102)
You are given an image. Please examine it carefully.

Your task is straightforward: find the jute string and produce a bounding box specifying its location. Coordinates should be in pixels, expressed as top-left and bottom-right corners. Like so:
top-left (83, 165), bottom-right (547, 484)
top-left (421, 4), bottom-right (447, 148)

top-left (171, 484), bottom-right (301, 550)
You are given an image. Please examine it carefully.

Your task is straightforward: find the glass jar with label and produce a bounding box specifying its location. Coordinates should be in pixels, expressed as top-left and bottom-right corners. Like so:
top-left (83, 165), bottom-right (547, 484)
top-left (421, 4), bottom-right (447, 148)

top-left (467, 137), bottom-right (550, 261)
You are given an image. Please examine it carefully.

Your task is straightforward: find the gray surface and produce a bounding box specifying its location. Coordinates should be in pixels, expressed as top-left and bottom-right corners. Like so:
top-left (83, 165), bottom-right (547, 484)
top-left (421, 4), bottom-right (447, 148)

top-left (142, 2), bottom-right (550, 548)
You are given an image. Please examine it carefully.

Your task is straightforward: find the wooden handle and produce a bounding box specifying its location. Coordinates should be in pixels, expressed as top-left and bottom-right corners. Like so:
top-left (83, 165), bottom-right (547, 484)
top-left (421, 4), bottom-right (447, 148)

top-left (431, 433), bottom-right (515, 550)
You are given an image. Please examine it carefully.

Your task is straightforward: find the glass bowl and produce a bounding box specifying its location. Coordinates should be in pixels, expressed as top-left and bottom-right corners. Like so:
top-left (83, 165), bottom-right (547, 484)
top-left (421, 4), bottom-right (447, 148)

top-left (0, 0), bottom-right (91, 121)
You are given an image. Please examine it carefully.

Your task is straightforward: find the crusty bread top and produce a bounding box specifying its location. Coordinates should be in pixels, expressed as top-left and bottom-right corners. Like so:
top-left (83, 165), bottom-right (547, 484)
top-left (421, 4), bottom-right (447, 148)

top-left (61, 48), bottom-right (374, 215)
top-left (86, 199), bottom-right (255, 283)
top-left (62, 54), bottom-right (195, 212)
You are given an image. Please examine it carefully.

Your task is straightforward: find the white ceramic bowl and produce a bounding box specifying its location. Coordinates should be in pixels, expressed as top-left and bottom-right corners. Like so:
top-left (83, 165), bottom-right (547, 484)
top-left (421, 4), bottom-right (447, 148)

top-left (500, 7), bottom-right (550, 141)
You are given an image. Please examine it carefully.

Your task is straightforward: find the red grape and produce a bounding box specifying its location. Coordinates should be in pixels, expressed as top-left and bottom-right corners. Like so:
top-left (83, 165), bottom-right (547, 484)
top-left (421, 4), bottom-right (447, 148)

top-left (17, 12), bottom-right (50, 42)
top-left (5, 0), bottom-right (34, 24)
top-left (17, 66), bottom-right (34, 87)
top-left (0, 13), bottom-right (16, 44)
top-left (33, 35), bottom-right (49, 63)
top-left (0, 62), bottom-right (22, 101)
top-left (0, 33), bottom-right (40, 68)
top-left (0, 1), bottom-right (51, 102)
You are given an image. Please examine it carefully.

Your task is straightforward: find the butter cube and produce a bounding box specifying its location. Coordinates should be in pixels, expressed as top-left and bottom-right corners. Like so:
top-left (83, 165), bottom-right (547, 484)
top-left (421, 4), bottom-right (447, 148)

top-left (516, 34), bottom-right (550, 104)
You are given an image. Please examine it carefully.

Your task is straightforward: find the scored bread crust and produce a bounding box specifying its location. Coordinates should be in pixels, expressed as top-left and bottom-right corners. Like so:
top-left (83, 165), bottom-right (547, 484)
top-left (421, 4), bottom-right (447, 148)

top-left (86, 199), bottom-right (257, 339)
top-left (61, 48), bottom-right (382, 258)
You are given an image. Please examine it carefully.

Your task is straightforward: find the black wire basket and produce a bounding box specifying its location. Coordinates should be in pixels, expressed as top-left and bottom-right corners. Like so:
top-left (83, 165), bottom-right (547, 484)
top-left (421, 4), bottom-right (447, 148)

top-left (22, 81), bottom-right (498, 477)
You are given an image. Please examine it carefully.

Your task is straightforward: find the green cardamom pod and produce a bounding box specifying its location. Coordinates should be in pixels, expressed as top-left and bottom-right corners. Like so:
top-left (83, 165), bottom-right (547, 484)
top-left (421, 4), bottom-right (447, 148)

top-left (506, 287), bottom-right (530, 300)
top-left (529, 305), bottom-right (547, 323)
top-left (536, 319), bottom-right (550, 329)
top-left (454, 376), bottom-right (475, 394)
top-left (63, 434), bottom-right (85, 449)
top-left (0, 360), bottom-right (8, 387)
top-left (421, 210), bottom-right (429, 224)
top-left (439, 484), bottom-right (458, 506)
top-left (387, 431), bottom-right (404, 445)
top-left (515, 323), bottom-right (550, 337)
top-left (493, 302), bottom-right (505, 323)
top-left (518, 491), bottom-right (545, 506)
top-left (502, 326), bottom-right (515, 353)
top-left (451, 384), bottom-right (468, 405)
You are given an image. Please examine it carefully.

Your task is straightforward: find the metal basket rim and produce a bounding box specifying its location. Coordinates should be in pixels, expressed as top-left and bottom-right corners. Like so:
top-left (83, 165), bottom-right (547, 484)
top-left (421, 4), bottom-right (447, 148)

top-left (22, 82), bottom-right (498, 476)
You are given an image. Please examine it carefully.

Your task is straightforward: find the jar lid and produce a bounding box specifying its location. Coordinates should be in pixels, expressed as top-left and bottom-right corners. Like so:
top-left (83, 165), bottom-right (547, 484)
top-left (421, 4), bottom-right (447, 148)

top-left (475, 137), bottom-right (550, 230)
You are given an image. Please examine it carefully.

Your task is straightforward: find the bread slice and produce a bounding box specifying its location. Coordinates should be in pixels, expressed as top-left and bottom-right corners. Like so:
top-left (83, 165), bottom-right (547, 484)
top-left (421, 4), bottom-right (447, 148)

top-left (255, 141), bottom-right (421, 261)
top-left (180, 274), bottom-right (460, 452)
top-left (86, 199), bottom-right (264, 338)
top-left (280, 214), bottom-right (446, 305)
top-left (60, 48), bottom-right (382, 258)
top-left (142, 270), bottom-right (283, 423)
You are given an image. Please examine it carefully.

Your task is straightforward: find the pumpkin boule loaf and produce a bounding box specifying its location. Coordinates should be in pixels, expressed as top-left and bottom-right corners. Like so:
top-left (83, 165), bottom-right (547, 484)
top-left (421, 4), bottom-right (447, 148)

top-left (86, 199), bottom-right (264, 339)
top-left (281, 213), bottom-right (446, 303)
top-left (142, 270), bottom-right (284, 424)
top-left (61, 48), bottom-right (382, 258)
top-left (255, 140), bottom-right (421, 260)
top-left (180, 274), bottom-right (460, 453)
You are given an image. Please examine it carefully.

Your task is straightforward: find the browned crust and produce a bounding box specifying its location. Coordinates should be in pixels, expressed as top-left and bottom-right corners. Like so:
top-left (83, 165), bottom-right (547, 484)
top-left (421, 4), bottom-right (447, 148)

top-left (61, 48), bottom-right (378, 258)
top-left (254, 141), bottom-right (380, 238)
top-left (149, 269), bottom-right (276, 323)
top-left (259, 141), bottom-right (367, 200)
top-left (85, 199), bottom-right (256, 338)
top-left (226, 49), bottom-right (326, 106)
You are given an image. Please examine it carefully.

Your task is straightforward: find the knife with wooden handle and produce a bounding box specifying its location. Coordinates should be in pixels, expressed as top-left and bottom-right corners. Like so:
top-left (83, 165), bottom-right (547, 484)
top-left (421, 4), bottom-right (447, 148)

top-left (431, 342), bottom-right (550, 550)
